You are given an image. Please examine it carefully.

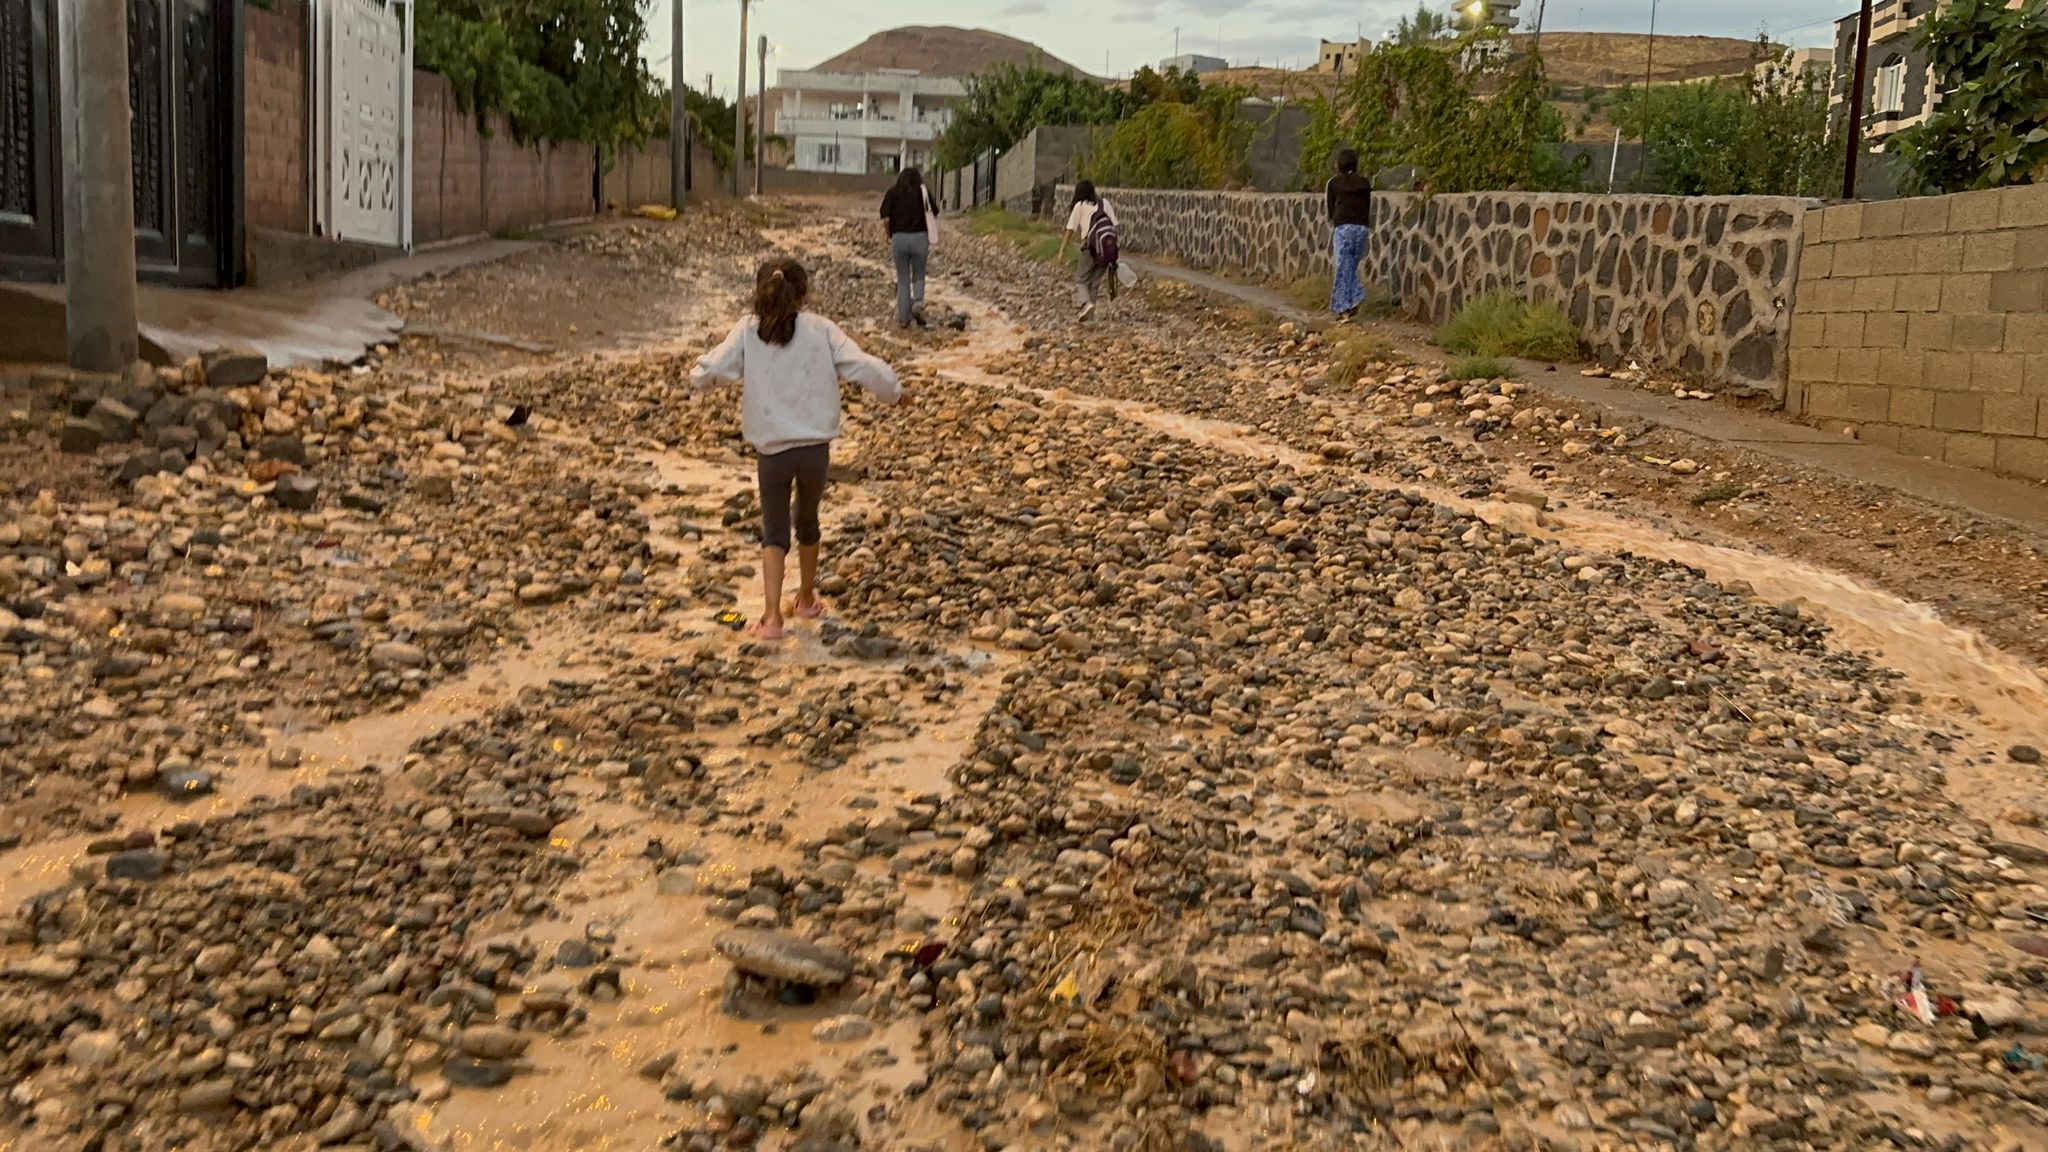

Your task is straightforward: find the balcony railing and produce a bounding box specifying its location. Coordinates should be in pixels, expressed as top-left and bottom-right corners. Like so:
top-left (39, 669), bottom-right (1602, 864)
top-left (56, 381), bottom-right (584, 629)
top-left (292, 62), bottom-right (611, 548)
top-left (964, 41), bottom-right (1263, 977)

top-left (776, 116), bottom-right (943, 142)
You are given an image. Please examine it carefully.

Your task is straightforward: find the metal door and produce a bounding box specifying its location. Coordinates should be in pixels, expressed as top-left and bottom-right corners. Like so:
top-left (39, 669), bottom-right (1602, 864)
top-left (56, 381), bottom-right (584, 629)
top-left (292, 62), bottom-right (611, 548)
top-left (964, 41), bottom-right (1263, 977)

top-left (0, 0), bottom-right (237, 286)
top-left (319, 0), bottom-right (410, 248)
top-left (0, 0), bottom-right (60, 278)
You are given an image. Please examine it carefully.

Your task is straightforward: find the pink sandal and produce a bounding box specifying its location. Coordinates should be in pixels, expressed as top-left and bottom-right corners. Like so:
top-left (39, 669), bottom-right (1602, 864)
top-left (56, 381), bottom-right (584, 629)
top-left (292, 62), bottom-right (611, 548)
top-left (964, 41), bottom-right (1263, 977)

top-left (749, 621), bottom-right (786, 641)
top-left (791, 596), bottom-right (828, 621)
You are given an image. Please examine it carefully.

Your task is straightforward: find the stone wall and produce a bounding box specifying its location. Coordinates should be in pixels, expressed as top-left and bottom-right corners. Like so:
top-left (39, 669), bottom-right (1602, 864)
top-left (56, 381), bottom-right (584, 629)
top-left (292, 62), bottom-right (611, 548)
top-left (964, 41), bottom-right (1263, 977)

top-left (1079, 187), bottom-right (1810, 393)
top-left (1790, 186), bottom-right (2048, 482)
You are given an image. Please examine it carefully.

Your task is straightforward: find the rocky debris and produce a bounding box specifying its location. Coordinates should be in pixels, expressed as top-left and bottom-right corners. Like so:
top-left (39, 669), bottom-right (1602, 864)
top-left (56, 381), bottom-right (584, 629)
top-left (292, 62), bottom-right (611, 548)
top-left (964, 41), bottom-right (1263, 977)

top-left (4, 201), bottom-right (2046, 1152)
top-left (2012, 744), bottom-right (2042, 765)
top-left (201, 346), bottom-right (269, 390)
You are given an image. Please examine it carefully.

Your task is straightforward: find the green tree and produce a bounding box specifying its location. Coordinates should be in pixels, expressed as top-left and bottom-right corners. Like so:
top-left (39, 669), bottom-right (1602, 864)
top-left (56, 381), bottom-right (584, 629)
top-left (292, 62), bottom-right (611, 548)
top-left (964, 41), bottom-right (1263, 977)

top-left (416, 0), bottom-right (663, 152)
top-left (1084, 83), bottom-right (1255, 189)
top-left (1391, 2), bottom-right (1450, 44)
top-left (932, 63), bottom-right (1118, 169)
top-left (1299, 39), bottom-right (1574, 192)
top-left (1889, 0), bottom-right (2048, 192)
top-left (1610, 40), bottom-right (1837, 195)
top-left (1611, 80), bottom-right (1750, 194)
top-left (1124, 64), bottom-right (1204, 110)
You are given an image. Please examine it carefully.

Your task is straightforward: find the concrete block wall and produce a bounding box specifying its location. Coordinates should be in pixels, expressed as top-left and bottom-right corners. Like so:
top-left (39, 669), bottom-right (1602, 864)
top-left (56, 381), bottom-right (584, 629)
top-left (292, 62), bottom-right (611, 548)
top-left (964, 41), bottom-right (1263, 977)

top-left (242, 0), bottom-right (309, 234)
top-left (1076, 186), bottom-right (1808, 394)
top-left (412, 69), bottom-right (633, 245)
top-left (1790, 186), bottom-right (2048, 482)
top-left (600, 140), bottom-right (674, 210)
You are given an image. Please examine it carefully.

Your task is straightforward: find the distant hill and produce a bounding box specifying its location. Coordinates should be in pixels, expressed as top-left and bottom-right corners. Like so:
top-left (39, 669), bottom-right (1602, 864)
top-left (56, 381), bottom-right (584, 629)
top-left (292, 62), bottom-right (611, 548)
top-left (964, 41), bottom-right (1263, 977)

top-left (1181, 32), bottom-right (1767, 100)
top-left (1518, 32), bottom-right (1769, 89)
top-left (804, 25), bottom-right (1093, 79)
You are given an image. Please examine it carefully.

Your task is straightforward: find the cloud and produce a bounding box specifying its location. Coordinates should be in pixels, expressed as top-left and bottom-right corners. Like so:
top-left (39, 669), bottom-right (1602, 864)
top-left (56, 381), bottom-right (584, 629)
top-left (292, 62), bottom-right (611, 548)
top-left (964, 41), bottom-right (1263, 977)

top-left (997, 0), bottom-right (1049, 14)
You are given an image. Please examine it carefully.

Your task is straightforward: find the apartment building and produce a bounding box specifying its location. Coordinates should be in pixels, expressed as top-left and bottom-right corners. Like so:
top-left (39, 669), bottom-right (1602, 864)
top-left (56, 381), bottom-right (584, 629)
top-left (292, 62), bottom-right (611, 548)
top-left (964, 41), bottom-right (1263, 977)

top-left (774, 67), bottom-right (964, 176)
top-left (1829, 0), bottom-right (2020, 150)
top-left (1831, 0), bottom-right (1937, 150)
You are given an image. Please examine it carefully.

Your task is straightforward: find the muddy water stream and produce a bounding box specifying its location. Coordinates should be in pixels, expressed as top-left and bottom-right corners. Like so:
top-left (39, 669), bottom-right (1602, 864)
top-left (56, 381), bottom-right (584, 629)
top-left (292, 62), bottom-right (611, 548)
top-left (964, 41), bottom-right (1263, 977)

top-left (929, 291), bottom-right (2048, 838)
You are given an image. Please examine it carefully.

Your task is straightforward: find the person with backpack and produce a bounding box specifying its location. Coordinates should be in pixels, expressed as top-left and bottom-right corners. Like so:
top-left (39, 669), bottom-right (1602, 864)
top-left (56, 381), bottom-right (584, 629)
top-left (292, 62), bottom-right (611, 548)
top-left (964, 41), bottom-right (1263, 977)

top-left (879, 168), bottom-right (939, 328)
top-left (1325, 148), bottom-right (1374, 322)
top-left (1057, 181), bottom-right (1119, 322)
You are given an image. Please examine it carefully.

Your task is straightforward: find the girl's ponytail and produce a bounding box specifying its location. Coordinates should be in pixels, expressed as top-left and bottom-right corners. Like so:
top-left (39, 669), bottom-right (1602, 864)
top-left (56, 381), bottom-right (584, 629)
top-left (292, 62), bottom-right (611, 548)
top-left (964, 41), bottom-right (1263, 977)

top-left (754, 257), bottom-right (809, 346)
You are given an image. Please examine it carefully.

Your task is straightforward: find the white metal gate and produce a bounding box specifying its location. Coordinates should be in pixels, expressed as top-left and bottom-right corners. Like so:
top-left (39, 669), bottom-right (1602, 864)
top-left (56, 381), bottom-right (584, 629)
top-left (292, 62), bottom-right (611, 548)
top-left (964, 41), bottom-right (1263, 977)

top-left (314, 0), bottom-right (411, 247)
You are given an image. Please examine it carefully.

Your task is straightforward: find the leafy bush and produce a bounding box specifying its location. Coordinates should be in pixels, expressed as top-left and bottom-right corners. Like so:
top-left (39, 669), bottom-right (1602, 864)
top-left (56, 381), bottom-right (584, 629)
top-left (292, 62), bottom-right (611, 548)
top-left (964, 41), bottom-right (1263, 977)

top-left (1609, 39), bottom-right (1838, 197)
top-left (934, 63), bottom-right (1215, 171)
top-left (1083, 84), bottom-right (1255, 190)
top-left (1436, 290), bottom-right (1581, 361)
top-left (1891, 0), bottom-right (2048, 191)
top-left (417, 0), bottom-right (661, 150)
top-left (1299, 40), bottom-right (1580, 192)
top-left (1445, 356), bottom-right (1514, 381)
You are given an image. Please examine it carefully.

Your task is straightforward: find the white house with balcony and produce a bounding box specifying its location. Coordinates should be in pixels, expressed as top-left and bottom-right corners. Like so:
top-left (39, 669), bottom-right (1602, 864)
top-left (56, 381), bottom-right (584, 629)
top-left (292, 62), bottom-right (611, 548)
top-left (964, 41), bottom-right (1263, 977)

top-left (774, 67), bottom-right (966, 176)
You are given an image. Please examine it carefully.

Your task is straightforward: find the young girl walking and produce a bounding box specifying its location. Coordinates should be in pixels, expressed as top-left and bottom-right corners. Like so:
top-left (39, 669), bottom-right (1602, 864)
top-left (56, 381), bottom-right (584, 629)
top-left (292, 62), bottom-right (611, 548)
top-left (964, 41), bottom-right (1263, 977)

top-left (690, 257), bottom-right (910, 640)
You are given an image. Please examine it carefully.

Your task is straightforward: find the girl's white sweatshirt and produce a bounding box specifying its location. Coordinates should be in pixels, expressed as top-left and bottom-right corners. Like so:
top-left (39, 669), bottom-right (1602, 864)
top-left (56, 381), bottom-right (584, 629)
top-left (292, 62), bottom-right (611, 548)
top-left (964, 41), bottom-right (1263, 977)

top-left (689, 313), bottom-right (901, 455)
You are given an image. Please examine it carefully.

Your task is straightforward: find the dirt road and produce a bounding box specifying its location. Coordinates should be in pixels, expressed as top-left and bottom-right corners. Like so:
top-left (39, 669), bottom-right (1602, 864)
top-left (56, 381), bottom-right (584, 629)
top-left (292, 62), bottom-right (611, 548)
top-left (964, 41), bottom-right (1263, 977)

top-left (4, 200), bottom-right (2047, 1152)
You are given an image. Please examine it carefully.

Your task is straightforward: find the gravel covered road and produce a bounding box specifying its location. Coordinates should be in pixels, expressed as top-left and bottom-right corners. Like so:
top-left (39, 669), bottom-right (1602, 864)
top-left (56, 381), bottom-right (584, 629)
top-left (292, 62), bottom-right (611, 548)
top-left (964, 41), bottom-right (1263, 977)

top-left (4, 200), bottom-right (2048, 1152)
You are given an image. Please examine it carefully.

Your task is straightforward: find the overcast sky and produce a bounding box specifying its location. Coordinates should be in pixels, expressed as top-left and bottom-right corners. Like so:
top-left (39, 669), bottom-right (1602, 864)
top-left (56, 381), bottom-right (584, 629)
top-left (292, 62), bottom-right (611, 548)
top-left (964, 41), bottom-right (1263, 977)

top-left (644, 0), bottom-right (1850, 103)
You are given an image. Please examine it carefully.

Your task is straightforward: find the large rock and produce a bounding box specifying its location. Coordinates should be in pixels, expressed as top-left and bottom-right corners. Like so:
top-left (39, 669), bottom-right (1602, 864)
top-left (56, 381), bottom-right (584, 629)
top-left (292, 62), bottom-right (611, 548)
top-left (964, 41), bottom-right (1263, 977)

top-left (256, 434), bottom-right (308, 466)
top-left (89, 396), bottom-right (140, 444)
top-left (275, 474), bottom-right (321, 511)
top-left (713, 929), bottom-right (855, 986)
top-left (202, 346), bottom-right (269, 389)
top-left (59, 417), bottom-right (102, 454)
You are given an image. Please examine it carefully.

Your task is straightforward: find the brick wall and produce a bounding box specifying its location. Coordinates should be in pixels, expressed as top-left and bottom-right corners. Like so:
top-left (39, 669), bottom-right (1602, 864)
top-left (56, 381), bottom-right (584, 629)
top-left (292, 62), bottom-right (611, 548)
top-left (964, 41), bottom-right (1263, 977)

top-left (1790, 186), bottom-right (2048, 482)
top-left (243, 0), bottom-right (309, 234)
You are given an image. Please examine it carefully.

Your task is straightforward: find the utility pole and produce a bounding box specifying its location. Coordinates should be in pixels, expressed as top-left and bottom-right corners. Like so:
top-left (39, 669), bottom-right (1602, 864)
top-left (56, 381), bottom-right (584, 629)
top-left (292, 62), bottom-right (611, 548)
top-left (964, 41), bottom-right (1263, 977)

top-left (1843, 0), bottom-right (1873, 199)
top-left (755, 34), bottom-right (766, 197)
top-left (671, 0), bottom-right (687, 208)
top-left (734, 0), bottom-right (749, 196)
top-left (59, 0), bottom-right (138, 373)
top-left (1634, 0), bottom-right (1658, 190)
top-left (1533, 0), bottom-right (1548, 50)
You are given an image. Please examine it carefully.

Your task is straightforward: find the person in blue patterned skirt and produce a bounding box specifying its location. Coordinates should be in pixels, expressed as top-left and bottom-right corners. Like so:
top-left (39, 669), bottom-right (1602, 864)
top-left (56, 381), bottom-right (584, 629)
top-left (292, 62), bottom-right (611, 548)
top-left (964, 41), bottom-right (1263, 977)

top-left (1326, 149), bottom-right (1374, 322)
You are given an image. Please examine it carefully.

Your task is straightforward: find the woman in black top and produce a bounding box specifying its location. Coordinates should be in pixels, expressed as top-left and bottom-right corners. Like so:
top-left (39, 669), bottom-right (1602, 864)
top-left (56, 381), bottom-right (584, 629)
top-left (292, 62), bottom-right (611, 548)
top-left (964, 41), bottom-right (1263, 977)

top-left (879, 169), bottom-right (936, 328)
top-left (1326, 149), bottom-right (1374, 321)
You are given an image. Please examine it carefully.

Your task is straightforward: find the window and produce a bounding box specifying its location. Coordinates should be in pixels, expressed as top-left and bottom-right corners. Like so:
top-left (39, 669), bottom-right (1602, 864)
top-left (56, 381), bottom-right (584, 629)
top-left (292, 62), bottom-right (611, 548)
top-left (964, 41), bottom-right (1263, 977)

top-left (1874, 54), bottom-right (1907, 115)
top-left (816, 143), bottom-right (841, 167)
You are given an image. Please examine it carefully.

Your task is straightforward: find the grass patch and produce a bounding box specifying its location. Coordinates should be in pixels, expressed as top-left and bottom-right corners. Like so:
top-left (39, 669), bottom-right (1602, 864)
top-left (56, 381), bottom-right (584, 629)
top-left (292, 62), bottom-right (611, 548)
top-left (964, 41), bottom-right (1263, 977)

top-left (1691, 481), bottom-right (1745, 506)
top-left (1282, 274), bottom-right (1329, 313)
top-left (1325, 331), bottom-right (1401, 385)
top-left (1436, 289), bottom-right (1582, 361)
top-left (962, 207), bottom-right (1063, 263)
top-left (1445, 356), bottom-right (1514, 381)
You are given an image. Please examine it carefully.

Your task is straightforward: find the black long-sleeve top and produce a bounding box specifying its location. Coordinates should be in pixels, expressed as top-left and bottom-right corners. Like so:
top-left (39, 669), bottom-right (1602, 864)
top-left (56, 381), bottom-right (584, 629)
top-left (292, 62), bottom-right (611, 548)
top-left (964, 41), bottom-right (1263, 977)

top-left (1326, 172), bottom-right (1374, 228)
